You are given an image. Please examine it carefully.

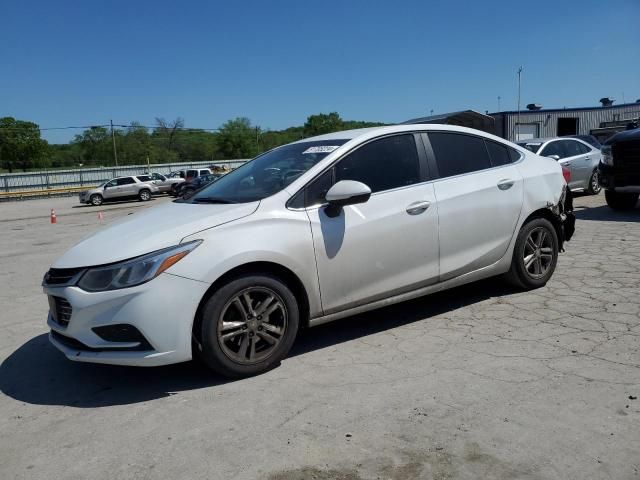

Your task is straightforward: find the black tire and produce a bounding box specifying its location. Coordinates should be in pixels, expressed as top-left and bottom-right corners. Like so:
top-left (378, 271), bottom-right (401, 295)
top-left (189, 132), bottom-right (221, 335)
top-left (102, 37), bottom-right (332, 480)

top-left (605, 190), bottom-right (638, 210)
top-left (138, 189), bottom-right (151, 201)
top-left (199, 274), bottom-right (299, 378)
top-left (90, 194), bottom-right (103, 206)
top-left (586, 170), bottom-right (601, 195)
top-left (504, 217), bottom-right (559, 290)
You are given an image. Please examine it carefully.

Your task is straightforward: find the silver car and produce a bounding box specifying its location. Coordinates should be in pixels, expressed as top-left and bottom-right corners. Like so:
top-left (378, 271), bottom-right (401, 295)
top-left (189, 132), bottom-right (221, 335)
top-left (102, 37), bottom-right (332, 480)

top-left (79, 176), bottom-right (160, 206)
top-left (517, 137), bottom-right (602, 194)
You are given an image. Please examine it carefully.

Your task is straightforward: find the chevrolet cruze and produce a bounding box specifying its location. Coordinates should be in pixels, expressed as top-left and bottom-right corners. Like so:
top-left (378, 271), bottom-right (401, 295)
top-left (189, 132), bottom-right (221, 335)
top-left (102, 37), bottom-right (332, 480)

top-left (43, 125), bottom-right (575, 377)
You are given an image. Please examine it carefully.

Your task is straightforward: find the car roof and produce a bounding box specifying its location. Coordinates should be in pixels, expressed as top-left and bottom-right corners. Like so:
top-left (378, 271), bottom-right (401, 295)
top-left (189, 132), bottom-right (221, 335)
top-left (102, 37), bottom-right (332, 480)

top-left (517, 137), bottom-right (588, 144)
top-left (295, 124), bottom-right (513, 144)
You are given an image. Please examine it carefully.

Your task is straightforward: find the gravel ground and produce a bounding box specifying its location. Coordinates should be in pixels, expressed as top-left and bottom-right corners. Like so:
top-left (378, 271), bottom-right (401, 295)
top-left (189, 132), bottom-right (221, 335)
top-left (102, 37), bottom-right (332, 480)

top-left (0, 193), bottom-right (639, 480)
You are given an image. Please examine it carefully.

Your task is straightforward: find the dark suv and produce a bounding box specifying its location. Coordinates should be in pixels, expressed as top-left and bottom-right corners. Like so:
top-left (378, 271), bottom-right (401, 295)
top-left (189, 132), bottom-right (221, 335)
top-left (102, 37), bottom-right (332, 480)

top-left (598, 126), bottom-right (640, 210)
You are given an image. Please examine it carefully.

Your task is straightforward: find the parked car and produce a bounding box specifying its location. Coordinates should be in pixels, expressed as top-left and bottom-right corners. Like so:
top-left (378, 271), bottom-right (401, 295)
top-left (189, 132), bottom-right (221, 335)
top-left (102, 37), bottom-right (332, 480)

top-left (598, 127), bottom-right (640, 210)
top-left (145, 172), bottom-right (184, 193)
top-left (45, 125), bottom-right (574, 378)
top-left (78, 176), bottom-right (160, 206)
top-left (516, 137), bottom-right (602, 194)
top-left (167, 168), bottom-right (214, 196)
top-left (177, 173), bottom-right (222, 199)
top-left (566, 134), bottom-right (601, 150)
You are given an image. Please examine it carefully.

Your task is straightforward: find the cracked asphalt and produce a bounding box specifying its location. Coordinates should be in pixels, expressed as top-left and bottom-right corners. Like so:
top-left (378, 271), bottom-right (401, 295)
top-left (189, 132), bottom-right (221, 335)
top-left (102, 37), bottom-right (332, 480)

top-left (1, 193), bottom-right (639, 480)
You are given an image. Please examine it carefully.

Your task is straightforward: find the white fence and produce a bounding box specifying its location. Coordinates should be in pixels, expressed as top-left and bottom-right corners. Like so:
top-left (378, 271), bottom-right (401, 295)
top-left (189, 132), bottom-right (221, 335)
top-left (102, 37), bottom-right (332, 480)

top-left (0, 159), bottom-right (248, 194)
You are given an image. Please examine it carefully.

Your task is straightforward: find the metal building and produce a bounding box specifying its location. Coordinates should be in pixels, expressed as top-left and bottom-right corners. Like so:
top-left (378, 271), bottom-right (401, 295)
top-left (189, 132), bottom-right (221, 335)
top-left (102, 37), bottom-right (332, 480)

top-left (491, 100), bottom-right (640, 143)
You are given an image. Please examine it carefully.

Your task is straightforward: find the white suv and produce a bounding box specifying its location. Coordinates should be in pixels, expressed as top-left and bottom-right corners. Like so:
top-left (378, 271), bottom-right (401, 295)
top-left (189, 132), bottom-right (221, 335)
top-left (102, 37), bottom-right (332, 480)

top-left (45, 125), bottom-right (575, 377)
top-left (79, 176), bottom-right (159, 206)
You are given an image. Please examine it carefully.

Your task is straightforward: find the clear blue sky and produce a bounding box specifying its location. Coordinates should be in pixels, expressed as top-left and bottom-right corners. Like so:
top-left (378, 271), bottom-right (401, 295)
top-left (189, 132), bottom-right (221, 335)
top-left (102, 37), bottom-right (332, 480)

top-left (1, 0), bottom-right (638, 144)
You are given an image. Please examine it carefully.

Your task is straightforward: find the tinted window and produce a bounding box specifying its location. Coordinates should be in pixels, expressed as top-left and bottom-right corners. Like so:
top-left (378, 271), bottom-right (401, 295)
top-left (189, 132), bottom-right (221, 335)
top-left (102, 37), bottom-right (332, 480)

top-left (508, 147), bottom-right (521, 162)
top-left (186, 170), bottom-right (198, 178)
top-left (136, 175), bottom-right (151, 182)
top-left (151, 173), bottom-right (165, 180)
top-left (304, 169), bottom-right (334, 207)
top-left (485, 140), bottom-right (511, 167)
top-left (540, 141), bottom-right (566, 159)
top-left (335, 134), bottom-right (420, 193)
top-left (199, 170), bottom-right (209, 175)
top-left (117, 177), bottom-right (136, 185)
top-left (430, 132), bottom-right (491, 177)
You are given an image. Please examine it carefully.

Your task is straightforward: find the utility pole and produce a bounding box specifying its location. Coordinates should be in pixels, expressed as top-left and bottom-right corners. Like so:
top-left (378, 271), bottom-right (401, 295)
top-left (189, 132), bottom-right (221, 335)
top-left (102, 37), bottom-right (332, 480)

top-left (110, 119), bottom-right (118, 167)
top-left (516, 66), bottom-right (523, 141)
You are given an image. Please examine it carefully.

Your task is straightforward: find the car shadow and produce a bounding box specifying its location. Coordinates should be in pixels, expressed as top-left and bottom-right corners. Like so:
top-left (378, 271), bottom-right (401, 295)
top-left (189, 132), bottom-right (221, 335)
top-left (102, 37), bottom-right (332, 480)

top-left (0, 279), bottom-right (514, 408)
top-left (71, 198), bottom-right (160, 209)
top-left (574, 204), bottom-right (639, 222)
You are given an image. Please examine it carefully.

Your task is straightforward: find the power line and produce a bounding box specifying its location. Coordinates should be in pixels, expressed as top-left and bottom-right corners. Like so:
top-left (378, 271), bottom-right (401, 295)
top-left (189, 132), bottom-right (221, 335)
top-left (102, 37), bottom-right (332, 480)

top-left (0, 124), bottom-right (224, 132)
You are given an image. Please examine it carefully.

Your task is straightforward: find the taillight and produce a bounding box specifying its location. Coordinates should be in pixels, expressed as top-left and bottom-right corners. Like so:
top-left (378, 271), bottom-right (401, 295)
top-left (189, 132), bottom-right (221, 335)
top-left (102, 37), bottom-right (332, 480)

top-left (562, 166), bottom-right (571, 184)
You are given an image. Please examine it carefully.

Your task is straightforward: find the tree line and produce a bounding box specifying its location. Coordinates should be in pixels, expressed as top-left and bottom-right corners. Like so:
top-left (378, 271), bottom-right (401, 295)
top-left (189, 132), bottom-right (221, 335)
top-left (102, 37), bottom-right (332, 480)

top-left (0, 113), bottom-right (385, 173)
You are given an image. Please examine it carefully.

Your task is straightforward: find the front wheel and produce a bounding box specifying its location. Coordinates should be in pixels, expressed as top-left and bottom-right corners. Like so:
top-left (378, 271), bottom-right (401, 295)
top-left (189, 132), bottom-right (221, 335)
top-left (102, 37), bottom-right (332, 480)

top-left (605, 190), bottom-right (638, 210)
top-left (504, 217), bottom-right (559, 290)
top-left (199, 274), bottom-right (299, 378)
top-left (586, 170), bottom-right (601, 195)
top-left (90, 194), bottom-right (103, 206)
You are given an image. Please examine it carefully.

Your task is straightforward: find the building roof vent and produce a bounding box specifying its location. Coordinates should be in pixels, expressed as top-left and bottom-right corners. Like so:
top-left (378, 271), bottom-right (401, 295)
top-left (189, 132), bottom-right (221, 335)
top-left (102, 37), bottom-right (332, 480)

top-left (599, 97), bottom-right (615, 107)
top-left (526, 103), bottom-right (542, 111)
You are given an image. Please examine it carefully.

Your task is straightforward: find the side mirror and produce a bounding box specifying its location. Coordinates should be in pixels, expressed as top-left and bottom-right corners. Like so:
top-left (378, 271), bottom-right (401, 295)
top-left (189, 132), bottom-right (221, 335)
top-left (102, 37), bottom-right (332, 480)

top-left (103, 185), bottom-right (108, 190)
top-left (324, 180), bottom-right (371, 217)
top-left (546, 155), bottom-right (561, 161)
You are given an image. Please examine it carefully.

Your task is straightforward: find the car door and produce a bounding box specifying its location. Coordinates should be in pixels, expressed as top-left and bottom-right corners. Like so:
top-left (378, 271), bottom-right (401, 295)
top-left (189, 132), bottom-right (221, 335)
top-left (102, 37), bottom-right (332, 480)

top-left (425, 132), bottom-right (524, 281)
top-left (540, 141), bottom-right (579, 189)
top-left (304, 133), bottom-right (439, 315)
top-left (117, 177), bottom-right (137, 197)
top-left (563, 140), bottom-right (593, 187)
top-left (102, 179), bottom-right (119, 199)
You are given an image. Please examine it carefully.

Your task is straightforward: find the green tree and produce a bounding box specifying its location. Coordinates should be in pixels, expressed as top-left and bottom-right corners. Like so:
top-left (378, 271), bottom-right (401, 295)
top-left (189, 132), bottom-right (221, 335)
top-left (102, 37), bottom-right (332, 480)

top-left (303, 112), bottom-right (345, 137)
top-left (72, 126), bottom-right (112, 165)
top-left (217, 118), bottom-right (259, 159)
top-left (0, 117), bottom-right (48, 172)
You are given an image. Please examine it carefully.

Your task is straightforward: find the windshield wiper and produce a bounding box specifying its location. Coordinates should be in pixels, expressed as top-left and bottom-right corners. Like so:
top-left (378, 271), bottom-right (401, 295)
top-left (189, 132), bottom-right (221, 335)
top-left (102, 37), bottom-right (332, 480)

top-left (192, 197), bottom-right (238, 204)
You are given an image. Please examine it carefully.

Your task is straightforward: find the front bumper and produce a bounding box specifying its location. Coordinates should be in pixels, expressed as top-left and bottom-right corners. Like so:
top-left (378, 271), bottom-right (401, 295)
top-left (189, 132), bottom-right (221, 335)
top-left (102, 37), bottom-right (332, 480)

top-left (598, 162), bottom-right (640, 192)
top-left (44, 272), bottom-right (209, 366)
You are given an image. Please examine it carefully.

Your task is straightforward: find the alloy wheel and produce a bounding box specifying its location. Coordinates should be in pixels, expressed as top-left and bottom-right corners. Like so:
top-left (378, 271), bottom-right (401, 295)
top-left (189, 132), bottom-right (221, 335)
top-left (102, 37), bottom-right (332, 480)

top-left (140, 190), bottom-right (150, 201)
top-left (590, 172), bottom-right (601, 194)
top-left (523, 227), bottom-right (554, 279)
top-left (217, 287), bottom-right (288, 365)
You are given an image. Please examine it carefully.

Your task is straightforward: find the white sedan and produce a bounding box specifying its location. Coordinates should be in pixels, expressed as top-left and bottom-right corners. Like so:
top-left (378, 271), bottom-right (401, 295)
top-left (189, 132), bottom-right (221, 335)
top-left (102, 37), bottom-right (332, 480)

top-left (43, 125), bottom-right (575, 377)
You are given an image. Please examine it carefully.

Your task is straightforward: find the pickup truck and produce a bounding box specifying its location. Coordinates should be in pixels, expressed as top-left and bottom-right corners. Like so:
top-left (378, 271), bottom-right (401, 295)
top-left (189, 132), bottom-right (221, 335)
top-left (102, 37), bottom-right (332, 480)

top-left (598, 124), bottom-right (640, 210)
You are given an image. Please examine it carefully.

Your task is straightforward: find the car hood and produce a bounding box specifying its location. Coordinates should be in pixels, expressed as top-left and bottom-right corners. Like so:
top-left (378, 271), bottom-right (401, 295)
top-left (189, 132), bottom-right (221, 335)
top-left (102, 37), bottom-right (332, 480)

top-left (53, 200), bottom-right (259, 268)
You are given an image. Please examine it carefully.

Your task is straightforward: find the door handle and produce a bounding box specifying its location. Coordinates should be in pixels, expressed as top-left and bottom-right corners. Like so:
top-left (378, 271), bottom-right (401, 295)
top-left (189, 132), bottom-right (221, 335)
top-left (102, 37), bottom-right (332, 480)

top-left (497, 179), bottom-right (515, 190)
top-left (406, 200), bottom-right (431, 215)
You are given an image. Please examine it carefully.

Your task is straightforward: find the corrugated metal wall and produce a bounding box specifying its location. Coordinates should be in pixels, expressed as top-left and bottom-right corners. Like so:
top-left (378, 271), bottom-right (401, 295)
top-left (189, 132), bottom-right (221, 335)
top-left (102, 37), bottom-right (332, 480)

top-left (494, 104), bottom-right (640, 141)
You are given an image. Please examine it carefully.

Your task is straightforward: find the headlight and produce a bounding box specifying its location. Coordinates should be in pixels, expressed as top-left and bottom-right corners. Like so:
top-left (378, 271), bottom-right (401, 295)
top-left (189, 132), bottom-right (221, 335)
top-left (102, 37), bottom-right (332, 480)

top-left (77, 240), bottom-right (202, 292)
top-left (601, 145), bottom-right (613, 166)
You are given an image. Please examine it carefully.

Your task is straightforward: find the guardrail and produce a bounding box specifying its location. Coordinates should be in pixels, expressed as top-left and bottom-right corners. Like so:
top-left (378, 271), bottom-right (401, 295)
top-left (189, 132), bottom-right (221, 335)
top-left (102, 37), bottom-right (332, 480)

top-left (0, 159), bottom-right (248, 201)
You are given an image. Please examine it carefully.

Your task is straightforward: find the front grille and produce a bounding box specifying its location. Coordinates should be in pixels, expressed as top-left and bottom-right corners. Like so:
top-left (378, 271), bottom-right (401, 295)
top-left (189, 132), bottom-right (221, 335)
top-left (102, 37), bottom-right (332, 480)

top-left (43, 267), bottom-right (85, 286)
top-left (48, 296), bottom-right (72, 327)
top-left (614, 142), bottom-right (640, 167)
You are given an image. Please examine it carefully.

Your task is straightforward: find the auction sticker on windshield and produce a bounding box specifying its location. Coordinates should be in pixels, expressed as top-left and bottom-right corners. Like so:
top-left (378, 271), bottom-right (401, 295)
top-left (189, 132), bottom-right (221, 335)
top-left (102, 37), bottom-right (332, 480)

top-left (302, 145), bottom-right (340, 154)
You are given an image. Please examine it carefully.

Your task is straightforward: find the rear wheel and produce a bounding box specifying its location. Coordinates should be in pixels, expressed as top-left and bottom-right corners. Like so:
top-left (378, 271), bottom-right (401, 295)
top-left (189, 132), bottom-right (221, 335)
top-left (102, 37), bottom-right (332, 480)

top-left (605, 190), bottom-right (638, 210)
top-left (138, 189), bottom-right (151, 201)
top-left (586, 170), bottom-right (601, 195)
top-left (199, 274), bottom-right (299, 378)
top-left (504, 218), bottom-right (559, 290)
top-left (90, 194), bottom-right (103, 206)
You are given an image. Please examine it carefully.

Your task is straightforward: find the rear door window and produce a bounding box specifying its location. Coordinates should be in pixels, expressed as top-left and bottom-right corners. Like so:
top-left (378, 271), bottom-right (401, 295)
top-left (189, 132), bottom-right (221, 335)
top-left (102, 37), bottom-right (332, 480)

top-left (540, 141), bottom-right (566, 159)
top-left (429, 132), bottom-right (492, 178)
top-left (136, 175), bottom-right (151, 182)
top-left (485, 140), bottom-right (512, 167)
top-left (117, 177), bottom-right (136, 185)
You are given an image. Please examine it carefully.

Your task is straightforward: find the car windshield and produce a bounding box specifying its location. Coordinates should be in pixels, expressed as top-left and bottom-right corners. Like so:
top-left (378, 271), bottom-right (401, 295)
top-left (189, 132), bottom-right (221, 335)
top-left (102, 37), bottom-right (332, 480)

top-left (517, 142), bottom-right (542, 153)
top-left (189, 139), bottom-right (348, 203)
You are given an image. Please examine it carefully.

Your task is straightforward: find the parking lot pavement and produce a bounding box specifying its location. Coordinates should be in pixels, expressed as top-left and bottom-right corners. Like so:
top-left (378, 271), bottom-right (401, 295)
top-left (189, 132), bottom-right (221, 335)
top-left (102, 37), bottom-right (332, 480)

top-left (0, 193), bottom-right (638, 480)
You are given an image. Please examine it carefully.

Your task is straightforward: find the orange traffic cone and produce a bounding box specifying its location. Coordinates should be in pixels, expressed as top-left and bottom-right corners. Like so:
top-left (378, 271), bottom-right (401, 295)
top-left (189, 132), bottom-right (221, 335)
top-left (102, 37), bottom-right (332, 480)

top-left (97, 211), bottom-right (104, 221)
top-left (50, 209), bottom-right (57, 224)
